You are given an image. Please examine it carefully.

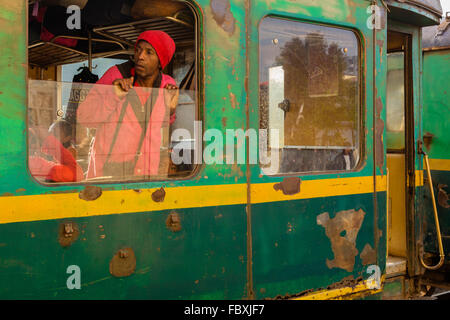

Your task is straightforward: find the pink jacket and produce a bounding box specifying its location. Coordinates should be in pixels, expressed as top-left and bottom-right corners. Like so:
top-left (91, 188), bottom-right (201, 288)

top-left (77, 65), bottom-right (176, 179)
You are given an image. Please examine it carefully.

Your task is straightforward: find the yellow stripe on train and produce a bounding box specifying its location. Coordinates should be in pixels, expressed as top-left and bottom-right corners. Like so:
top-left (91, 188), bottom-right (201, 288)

top-left (426, 158), bottom-right (450, 171)
top-left (0, 172), bottom-right (427, 225)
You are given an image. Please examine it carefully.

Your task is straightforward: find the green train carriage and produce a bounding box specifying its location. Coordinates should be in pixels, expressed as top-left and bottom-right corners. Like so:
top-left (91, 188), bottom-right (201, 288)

top-left (0, 0), bottom-right (446, 300)
top-left (418, 12), bottom-right (450, 293)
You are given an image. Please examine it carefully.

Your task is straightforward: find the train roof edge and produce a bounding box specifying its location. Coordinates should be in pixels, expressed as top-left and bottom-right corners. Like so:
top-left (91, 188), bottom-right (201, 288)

top-left (386, 0), bottom-right (442, 26)
top-left (422, 12), bottom-right (450, 50)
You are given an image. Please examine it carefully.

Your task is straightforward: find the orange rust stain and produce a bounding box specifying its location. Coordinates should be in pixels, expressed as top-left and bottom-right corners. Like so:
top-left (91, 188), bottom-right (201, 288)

top-left (210, 0), bottom-right (236, 36)
top-left (317, 209), bottom-right (366, 272)
top-left (229, 92), bottom-right (237, 109)
top-left (360, 244), bottom-right (376, 265)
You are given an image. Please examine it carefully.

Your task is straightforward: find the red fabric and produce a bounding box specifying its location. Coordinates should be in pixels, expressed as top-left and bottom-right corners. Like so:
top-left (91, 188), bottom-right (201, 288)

top-left (35, 6), bottom-right (46, 23)
top-left (135, 30), bottom-right (176, 69)
top-left (40, 27), bottom-right (78, 47)
top-left (34, 6), bottom-right (78, 48)
top-left (30, 134), bottom-right (83, 182)
top-left (77, 66), bottom-right (177, 179)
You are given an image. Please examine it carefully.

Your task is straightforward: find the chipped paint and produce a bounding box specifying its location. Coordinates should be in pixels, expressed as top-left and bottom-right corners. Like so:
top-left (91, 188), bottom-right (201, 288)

top-left (79, 186), bottom-right (102, 201)
top-left (222, 116), bottom-right (227, 127)
top-left (1, 192), bottom-right (14, 197)
top-left (259, 0), bottom-right (352, 21)
top-left (151, 187), bottom-right (166, 202)
top-left (423, 132), bottom-right (434, 150)
top-left (437, 184), bottom-right (450, 209)
top-left (0, 0), bottom-right (437, 301)
top-left (166, 211), bottom-right (182, 232)
top-left (109, 248), bottom-right (136, 278)
top-left (327, 275), bottom-right (361, 290)
top-left (58, 221), bottom-right (79, 247)
top-left (273, 177), bottom-right (301, 196)
top-left (317, 209), bottom-right (366, 272)
top-left (229, 91), bottom-right (237, 109)
top-left (360, 243), bottom-right (377, 265)
top-left (210, 0), bottom-right (236, 36)
top-left (375, 95), bottom-right (385, 172)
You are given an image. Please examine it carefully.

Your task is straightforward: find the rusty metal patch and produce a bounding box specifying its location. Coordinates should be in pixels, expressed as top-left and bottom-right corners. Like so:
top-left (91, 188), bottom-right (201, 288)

top-left (438, 184), bottom-right (450, 209)
top-left (317, 209), bottom-right (366, 272)
top-left (166, 212), bottom-right (182, 232)
top-left (327, 275), bottom-right (363, 290)
top-left (109, 248), bottom-right (136, 278)
top-left (210, 0), bottom-right (236, 36)
top-left (423, 132), bottom-right (434, 150)
top-left (58, 221), bottom-right (79, 247)
top-left (375, 97), bottom-right (385, 172)
top-left (79, 186), bottom-right (102, 201)
top-left (360, 244), bottom-right (376, 266)
top-left (151, 187), bottom-right (166, 202)
top-left (274, 177), bottom-right (301, 196)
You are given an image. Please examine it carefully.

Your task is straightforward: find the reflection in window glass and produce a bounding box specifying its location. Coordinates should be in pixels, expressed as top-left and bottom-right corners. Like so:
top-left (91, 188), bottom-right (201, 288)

top-left (386, 52), bottom-right (405, 133)
top-left (259, 17), bottom-right (361, 174)
top-left (28, 80), bottom-right (196, 183)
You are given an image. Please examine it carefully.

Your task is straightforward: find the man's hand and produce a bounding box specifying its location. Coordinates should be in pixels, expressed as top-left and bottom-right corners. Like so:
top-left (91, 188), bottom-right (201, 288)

top-left (113, 77), bottom-right (134, 98)
top-left (164, 84), bottom-right (179, 116)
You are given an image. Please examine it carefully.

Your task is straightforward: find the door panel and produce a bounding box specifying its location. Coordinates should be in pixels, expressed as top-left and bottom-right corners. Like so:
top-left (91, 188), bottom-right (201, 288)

top-left (247, 0), bottom-right (384, 298)
top-left (386, 21), bottom-right (423, 277)
top-left (387, 154), bottom-right (407, 257)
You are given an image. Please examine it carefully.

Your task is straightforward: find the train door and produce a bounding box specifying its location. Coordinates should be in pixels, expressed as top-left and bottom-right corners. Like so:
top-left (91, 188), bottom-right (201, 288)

top-left (385, 23), bottom-right (422, 282)
top-left (420, 16), bottom-right (450, 289)
top-left (246, 2), bottom-right (383, 299)
top-left (386, 31), bottom-right (410, 267)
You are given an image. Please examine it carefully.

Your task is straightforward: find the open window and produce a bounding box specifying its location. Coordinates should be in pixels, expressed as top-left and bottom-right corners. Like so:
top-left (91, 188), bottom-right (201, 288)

top-left (27, 0), bottom-right (199, 184)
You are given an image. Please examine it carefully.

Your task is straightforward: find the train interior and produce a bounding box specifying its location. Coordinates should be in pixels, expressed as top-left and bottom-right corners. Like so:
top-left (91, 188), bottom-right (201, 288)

top-left (385, 29), bottom-right (414, 281)
top-left (27, 0), bottom-right (197, 183)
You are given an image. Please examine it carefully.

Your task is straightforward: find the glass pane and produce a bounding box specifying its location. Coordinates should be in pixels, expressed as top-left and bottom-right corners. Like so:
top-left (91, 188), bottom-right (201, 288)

top-left (28, 80), bottom-right (197, 183)
top-left (386, 52), bottom-right (405, 150)
top-left (27, 2), bottom-right (198, 185)
top-left (259, 17), bottom-right (360, 175)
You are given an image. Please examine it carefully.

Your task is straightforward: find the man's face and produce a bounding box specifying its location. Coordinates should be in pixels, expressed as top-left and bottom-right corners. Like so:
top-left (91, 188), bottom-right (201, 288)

top-left (134, 40), bottom-right (160, 80)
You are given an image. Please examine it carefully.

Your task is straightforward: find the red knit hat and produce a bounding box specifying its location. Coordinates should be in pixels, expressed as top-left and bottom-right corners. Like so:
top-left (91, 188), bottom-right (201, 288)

top-left (135, 30), bottom-right (176, 69)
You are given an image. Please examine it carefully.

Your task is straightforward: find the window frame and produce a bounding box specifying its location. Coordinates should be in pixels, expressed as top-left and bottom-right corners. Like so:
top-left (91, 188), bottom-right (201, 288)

top-left (257, 15), bottom-right (366, 177)
top-left (25, 0), bottom-right (203, 187)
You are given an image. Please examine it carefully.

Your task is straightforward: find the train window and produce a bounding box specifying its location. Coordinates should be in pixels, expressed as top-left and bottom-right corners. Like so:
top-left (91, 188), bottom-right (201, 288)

top-left (259, 17), bottom-right (361, 175)
top-left (386, 52), bottom-right (405, 150)
top-left (27, 1), bottom-right (198, 184)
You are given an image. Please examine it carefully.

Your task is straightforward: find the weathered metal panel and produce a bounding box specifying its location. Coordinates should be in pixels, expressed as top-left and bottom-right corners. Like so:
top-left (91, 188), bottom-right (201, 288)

top-left (422, 46), bottom-right (450, 266)
top-left (0, 1), bottom-right (27, 192)
top-left (402, 0), bottom-right (442, 16)
top-left (247, 0), bottom-right (388, 299)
